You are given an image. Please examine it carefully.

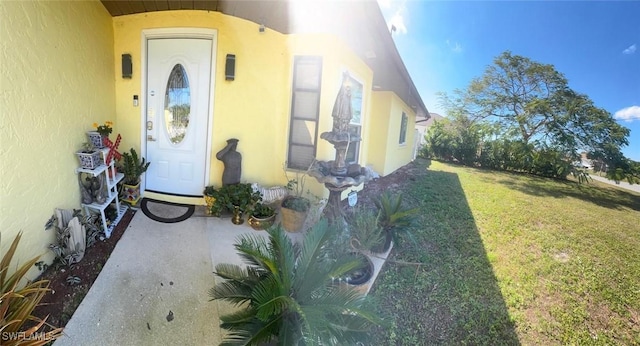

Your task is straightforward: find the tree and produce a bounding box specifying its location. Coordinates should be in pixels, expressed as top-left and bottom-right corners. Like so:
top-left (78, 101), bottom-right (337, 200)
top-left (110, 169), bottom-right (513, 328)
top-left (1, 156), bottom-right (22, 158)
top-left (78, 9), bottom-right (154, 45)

top-left (209, 220), bottom-right (381, 345)
top-left (441, 51), bottom-right (634, 182)
top-left (421, 119), bottom-right (455, 160)
top-left (421, 111), bottom-right (484, 166)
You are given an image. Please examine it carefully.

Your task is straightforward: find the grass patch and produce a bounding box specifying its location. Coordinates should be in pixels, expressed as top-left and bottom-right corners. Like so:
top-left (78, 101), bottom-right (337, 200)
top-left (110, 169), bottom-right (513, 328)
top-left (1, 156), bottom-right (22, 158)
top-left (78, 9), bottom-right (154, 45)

top-left (371, 160), bottom-right (640, 345)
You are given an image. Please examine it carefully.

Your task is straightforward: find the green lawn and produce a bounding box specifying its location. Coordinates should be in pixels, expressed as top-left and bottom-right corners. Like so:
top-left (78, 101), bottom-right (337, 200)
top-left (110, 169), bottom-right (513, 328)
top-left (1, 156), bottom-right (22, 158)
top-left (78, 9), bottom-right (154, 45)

top-left (371, 160), bottom-right (640, 345)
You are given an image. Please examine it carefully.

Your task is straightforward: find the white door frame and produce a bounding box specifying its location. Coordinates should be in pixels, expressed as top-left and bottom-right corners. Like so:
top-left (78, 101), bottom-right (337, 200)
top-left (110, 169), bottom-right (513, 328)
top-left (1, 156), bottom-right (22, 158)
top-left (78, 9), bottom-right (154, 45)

top-left (140, 28), bottom-right (217, 196)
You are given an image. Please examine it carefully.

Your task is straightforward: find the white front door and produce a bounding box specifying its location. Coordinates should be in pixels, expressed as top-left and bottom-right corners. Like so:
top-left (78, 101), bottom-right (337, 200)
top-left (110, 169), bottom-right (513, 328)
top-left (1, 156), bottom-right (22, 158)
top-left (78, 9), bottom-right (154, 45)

top-left (145, 38), bottom-right (212, 196)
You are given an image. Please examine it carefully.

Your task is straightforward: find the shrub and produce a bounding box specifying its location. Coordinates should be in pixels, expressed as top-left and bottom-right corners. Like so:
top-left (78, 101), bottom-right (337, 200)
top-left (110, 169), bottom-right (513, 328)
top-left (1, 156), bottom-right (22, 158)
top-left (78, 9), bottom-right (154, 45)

top-left (1, 232), bottom-right (63, 345)
top-left (210, 220), bottom-right (382, 344)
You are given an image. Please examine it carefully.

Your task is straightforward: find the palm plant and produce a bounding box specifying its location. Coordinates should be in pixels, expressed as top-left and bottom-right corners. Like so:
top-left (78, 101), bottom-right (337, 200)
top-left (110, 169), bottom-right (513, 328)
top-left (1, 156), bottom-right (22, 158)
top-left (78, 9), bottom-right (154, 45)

top-left (348, 208), bottom-right (386, 253)
top-left (1, 232), bottom-right (63, 345)
top-left (209, 219), bottom-right (382, 345)
top-left (374, 191), bottom-right (419, 245)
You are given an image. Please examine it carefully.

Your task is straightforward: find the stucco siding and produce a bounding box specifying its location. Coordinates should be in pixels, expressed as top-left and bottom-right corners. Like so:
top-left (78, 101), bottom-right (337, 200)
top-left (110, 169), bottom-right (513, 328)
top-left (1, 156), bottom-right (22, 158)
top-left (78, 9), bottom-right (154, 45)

top-left (0, 0), bottom-right (115, 273)
top-left (367, 91), bottom-right (416, 176)
top-left (367, 91), bottom-right (393, 175)
top-left (113, 11), bottom-right (291, 192)
top-left (288, 33), bottom-right (374, 197)
top-left (113, 11), bottom-right (375, 200)
top-left (384, 94), bottom-right (416, 174)
top-left (0, 2), bottom-right (421, 275)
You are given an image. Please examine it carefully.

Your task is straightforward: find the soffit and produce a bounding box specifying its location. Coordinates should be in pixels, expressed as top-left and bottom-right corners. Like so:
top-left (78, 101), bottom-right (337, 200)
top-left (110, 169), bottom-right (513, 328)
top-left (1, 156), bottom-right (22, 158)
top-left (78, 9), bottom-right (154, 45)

top-left (100, 0), bottom-right (428, 117)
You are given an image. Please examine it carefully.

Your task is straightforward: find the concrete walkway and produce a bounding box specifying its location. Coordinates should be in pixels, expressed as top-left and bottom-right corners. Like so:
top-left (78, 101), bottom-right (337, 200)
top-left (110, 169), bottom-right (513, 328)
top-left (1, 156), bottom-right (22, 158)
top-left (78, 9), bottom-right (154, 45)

top-left (55, 207), bottom-right (269, 346)
top-left (590, 174), bottom-right (640, 194)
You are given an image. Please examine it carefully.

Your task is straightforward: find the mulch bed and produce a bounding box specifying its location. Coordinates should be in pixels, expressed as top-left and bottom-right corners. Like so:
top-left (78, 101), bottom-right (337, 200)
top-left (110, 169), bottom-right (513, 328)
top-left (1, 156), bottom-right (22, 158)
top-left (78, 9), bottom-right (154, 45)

top-left (33, 209), bottom-right (135, 330)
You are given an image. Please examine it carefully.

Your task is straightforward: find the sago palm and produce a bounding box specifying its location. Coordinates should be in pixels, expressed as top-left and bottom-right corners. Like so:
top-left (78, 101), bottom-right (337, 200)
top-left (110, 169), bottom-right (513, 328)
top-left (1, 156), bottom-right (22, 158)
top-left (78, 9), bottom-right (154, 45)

top-left (374, 191), bottom-right (419, 246)
top-left (209, 219), bottom-right (382, 345)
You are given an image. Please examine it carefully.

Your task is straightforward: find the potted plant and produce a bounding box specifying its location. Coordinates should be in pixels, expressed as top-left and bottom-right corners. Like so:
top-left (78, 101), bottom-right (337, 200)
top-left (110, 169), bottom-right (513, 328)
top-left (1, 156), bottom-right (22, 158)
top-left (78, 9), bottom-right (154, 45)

top-left (209, 183), bottom-right (262, 224)
top-left (348, 208), bottom-right (386, 254)
top-left (374, 191), bottom-right (419, 251)
top-left (341, 251), bottom-right (374, 286)
top-left (87, 121), bottom-right (113, 149)
top-left (119, 148), bottom-right (150, 205)
top-left (323, 224), bottom-right (375, 290)
top-left (76, 142), bottom-right (102, 170)
top-left (280, 174), bottom-right (311, 232)
top-left (209, 220), bottom-right (382, 345)
top-left (247, 202), bottom-right (276, 230)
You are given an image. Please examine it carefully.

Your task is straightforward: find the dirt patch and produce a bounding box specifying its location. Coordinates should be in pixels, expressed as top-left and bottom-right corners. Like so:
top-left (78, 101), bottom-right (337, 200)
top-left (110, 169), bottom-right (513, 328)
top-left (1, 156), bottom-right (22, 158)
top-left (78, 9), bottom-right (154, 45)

top-left (553, 251), bottom-right (570, 263)
top-left (352, 159), bottom-right (429, 210)
top-left (32, 210), bottom-right (135, 330)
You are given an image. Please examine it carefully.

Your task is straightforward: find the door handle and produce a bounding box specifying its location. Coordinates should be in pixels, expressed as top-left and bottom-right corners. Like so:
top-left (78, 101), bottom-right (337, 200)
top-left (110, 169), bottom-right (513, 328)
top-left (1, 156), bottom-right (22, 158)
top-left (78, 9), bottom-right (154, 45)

top-left (147, 135), bottom-right (157, 142)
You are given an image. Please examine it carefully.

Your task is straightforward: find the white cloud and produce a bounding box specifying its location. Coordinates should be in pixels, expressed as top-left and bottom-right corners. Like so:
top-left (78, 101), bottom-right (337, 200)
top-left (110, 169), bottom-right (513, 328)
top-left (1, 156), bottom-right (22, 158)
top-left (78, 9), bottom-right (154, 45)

top-left (446, 39), bottom-right (463, 53)
top-left (389, 13), bottom-right (407, 34)
top-left (622, 44), bottom-right (637, 55)
top-left (378, 0), bottom-right (408, 35)
top-left (614, 105), bottom-right (640, 122)
top-left (377, 0), bottom-right (392, 9)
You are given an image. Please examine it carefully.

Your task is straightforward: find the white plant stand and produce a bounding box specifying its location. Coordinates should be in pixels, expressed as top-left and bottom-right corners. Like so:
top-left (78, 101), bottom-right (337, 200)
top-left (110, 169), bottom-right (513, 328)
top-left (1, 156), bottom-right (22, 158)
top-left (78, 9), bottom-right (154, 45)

top-left (76, 148), bottom-right (127, 238)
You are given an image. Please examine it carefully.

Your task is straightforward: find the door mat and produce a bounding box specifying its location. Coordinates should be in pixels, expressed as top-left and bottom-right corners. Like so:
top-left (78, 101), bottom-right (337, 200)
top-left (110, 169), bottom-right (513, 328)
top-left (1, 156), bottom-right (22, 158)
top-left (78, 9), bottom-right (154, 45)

top-left (140, 198), bottom-right (195, 223)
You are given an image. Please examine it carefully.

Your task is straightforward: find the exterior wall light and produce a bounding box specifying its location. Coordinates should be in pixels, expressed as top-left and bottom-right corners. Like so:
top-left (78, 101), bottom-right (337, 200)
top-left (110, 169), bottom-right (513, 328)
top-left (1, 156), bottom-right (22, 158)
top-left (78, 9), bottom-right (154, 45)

top-left (225, 54), bottom-right (236, 81)
top-left (122, 53), bottom-right (132, 79)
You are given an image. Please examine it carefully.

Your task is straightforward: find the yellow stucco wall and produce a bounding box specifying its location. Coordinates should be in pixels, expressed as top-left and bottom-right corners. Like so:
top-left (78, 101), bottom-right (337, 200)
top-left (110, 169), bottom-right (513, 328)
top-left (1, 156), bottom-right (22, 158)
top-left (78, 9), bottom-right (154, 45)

top-left (368, 91), bottom-right (417, 176)
top-left (113, 11), bottom-right (291, 200)
top-left (287, 33), bottom-right (374, 198)
top-left (0, 0), bottom-right (115, 274)
top-left (368, 92), bottom-right (393, 174)
top-left (113, 11), bottom-right (374, 201)
top-left (0, 3), bottom-right (420, 277)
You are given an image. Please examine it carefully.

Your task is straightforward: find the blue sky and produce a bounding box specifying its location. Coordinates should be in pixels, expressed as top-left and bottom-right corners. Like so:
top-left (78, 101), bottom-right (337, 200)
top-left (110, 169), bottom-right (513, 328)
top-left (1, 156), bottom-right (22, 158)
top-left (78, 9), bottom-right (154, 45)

top-left (378, 0), bottom-right (640, 161)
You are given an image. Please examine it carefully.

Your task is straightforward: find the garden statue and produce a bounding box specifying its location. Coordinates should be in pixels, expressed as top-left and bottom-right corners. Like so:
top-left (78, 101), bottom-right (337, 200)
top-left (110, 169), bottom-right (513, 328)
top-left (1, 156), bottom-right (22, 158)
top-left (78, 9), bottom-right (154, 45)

top-left (91, 175), bottom-right (107, 205)
top-left (308, 72), bottom-right (371, 221)
top-left (79, 175), bottom-right (93, 204)
top-left (331, 75), bottom-right (353, 135)
top-left (79, 174), bottom-right (107, 205)
top-left (216, 138), bottom-right (242, 186)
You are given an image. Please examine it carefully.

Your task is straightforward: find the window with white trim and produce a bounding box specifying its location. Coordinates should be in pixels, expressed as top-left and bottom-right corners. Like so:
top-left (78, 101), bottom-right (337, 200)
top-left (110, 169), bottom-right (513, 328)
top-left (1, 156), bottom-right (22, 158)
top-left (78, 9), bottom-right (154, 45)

top-left (345, 75), bottom-right (363, 164)
top-left (287, 56), bottom-right (322, 170)
top-left (399, 111), bottom-right (408, 145)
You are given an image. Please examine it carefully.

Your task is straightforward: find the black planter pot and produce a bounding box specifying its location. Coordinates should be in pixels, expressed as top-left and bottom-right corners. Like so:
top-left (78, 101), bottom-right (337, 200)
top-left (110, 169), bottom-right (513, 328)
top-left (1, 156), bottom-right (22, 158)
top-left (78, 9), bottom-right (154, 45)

top-left (343, 252), bottom-right (374, 285)
top-left (371, 231), bottom-right (393, 254)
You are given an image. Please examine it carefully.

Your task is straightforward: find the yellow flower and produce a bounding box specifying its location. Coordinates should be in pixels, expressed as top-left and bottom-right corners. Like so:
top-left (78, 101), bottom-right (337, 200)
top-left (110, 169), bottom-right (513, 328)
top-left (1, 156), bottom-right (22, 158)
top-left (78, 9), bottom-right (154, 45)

top-left (95, 121), bottom-right (113, 136)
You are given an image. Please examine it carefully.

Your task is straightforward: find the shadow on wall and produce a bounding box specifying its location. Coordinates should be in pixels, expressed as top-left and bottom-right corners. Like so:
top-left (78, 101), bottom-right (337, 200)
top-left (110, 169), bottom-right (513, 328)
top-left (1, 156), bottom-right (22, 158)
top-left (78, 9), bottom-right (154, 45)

top-left (371, 164), bottom-right (520, 345)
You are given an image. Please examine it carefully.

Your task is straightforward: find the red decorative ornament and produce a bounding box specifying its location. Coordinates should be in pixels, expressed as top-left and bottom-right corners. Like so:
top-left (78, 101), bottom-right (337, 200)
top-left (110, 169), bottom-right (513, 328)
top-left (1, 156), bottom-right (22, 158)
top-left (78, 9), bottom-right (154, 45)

top-left (104, 134), bottom-right (122, 165)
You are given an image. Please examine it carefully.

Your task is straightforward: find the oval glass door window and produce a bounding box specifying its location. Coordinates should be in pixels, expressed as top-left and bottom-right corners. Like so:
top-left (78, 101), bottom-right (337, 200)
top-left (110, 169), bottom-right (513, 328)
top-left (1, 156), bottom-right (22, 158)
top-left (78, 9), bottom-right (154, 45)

top-left (164, 64), bottom-right (191, 144)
